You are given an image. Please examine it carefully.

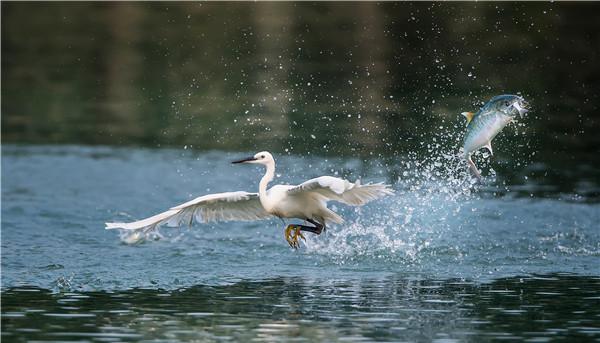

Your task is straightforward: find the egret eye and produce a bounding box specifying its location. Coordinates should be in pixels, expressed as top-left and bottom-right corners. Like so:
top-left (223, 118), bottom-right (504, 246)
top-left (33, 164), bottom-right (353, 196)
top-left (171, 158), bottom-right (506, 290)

top-left (261, 155), bottom-right (265, 159)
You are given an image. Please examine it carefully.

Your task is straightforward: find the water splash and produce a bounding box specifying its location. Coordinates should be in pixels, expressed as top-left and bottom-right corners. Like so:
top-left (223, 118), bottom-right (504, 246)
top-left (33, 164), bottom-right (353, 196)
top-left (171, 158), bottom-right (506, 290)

top-left (119, 228), bottom-right (164, 245)
top-left (306, 133), bottom-right (481, 264)
top-left (301, 117), bottom-right (537, 265)
top-left (115, 121), bottom-right (499, 253)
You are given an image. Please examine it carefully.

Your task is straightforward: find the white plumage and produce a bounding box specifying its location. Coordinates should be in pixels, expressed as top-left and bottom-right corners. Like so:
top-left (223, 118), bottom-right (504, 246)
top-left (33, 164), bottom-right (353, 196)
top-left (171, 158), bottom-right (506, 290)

top-left (105, 192), bottom-right (269, 233)
top-left (106, 151), bottom-right (393, 246)
top-left (289, 177), bottom-right (389, 206)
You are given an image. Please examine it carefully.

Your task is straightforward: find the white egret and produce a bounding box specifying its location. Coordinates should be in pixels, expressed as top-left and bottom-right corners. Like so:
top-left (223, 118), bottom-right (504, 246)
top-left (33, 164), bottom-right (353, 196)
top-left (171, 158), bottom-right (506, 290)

top-left (106, 151), bottom-right (393, 248)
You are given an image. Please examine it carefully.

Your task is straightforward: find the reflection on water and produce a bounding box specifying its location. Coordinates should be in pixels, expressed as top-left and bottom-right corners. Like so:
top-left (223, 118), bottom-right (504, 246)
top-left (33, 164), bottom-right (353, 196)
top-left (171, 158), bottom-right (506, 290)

top-left (2, 274), bottom-right (599, 342)
top-left (2, 3), bottom-right (599, 173)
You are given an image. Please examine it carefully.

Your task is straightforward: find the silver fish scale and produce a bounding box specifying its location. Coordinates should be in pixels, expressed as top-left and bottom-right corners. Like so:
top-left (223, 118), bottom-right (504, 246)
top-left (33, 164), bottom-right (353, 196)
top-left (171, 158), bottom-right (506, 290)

top-left (464, 111), bottom-right (512, 155)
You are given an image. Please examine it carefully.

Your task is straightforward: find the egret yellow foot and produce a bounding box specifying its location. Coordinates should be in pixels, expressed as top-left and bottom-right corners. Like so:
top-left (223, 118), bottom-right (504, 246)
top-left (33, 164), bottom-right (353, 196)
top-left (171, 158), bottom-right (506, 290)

top-left (284, 224), bottom-right (306, 249)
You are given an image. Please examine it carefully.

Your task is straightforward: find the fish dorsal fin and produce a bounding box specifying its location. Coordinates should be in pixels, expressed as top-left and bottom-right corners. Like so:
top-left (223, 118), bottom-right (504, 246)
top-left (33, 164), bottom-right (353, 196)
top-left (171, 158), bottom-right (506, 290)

top-left (484, 141), bottom-right (493, 156)
top-left (461, 111), bottom-right (475, 125)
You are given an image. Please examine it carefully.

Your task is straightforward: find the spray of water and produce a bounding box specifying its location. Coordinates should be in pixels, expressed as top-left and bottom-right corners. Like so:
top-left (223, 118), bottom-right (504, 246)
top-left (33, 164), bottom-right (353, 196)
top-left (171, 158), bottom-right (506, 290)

top-left (116, 114), bottom-right (533, 265)
top-left (303, 124), bottom-right (491, 264)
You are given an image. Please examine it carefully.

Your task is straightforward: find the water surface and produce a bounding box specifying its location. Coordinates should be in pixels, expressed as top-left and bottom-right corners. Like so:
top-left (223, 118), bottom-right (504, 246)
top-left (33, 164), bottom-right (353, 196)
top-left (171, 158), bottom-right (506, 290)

top-left (3, 275), bottom-right (599, 342)
top-left (2, 145), bottom-right (599, 341)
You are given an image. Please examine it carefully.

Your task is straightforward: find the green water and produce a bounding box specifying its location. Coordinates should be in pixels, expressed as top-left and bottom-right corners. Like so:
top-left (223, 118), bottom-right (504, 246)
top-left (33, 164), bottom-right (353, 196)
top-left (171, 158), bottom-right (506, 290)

top-left (2, 3), bottom-right (599, 159)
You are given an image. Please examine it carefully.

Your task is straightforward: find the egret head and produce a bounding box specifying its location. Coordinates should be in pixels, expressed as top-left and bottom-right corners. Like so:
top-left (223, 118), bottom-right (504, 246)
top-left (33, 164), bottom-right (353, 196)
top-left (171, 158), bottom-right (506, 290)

top-left (232, 151), bottom-right (274, 165)
top-left (484, 94), bottom-right (530, 118)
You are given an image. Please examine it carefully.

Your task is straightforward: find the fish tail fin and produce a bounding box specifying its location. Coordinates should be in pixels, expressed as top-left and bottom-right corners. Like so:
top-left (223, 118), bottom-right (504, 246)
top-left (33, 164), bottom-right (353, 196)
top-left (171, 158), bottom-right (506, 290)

top-left (466, 155), bottom-right (483, 183)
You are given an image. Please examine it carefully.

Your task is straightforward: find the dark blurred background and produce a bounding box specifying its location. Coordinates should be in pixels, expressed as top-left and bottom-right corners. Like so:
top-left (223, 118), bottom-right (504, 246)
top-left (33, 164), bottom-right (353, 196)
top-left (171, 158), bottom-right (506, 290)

top-left (2, 2), bottom-right (599, 167)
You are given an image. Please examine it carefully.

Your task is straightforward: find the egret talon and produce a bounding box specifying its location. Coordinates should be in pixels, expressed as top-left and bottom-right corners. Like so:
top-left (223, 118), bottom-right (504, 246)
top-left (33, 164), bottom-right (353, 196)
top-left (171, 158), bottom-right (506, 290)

top-left (285, 224), bottom-right (302, 249)
top-left (284, 224), bottom-right (307, 249)
top-left (292, 229), bottom-right (305, 246)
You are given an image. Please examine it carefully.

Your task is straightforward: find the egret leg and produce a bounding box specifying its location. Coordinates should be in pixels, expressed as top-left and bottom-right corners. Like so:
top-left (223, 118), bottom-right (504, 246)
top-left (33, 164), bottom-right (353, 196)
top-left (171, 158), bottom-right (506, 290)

top-left (307, 219), bottom-right (325, 233)
top-left (284, 220), bottom-right (325, 249)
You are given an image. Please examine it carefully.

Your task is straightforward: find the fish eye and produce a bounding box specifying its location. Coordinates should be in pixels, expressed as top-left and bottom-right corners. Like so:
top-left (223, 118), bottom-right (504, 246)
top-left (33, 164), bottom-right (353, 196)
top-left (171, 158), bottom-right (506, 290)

top-left (504, 101), bottom-right (510, 106)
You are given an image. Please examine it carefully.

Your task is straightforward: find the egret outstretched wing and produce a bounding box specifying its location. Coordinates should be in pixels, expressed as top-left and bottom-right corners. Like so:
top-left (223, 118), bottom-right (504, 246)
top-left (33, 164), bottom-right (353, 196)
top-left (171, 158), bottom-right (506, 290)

top-left (287, 176), bottom-right (393, 206)
top-left (105, 191), bottom-right (271, 232)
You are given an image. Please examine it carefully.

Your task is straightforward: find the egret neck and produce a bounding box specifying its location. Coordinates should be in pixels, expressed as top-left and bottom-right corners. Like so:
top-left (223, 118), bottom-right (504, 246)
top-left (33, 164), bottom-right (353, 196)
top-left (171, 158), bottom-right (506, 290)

top-left (258, 160), bottom-right (275, 211)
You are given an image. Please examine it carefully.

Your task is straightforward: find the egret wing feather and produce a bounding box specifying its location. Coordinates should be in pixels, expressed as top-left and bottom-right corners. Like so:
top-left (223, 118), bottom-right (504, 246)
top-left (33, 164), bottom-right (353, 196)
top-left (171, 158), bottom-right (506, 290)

top-left (105, 191), bottom-right (271, 232)
top-left (287, 176), bottom-right (393, 206)
top-left (105, 209), bottom-right (180, 231)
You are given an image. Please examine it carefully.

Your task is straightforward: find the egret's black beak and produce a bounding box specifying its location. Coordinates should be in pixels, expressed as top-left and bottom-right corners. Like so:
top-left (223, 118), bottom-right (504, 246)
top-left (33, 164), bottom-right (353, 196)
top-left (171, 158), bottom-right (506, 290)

top-left (232, 156), bottom-right (257, 164)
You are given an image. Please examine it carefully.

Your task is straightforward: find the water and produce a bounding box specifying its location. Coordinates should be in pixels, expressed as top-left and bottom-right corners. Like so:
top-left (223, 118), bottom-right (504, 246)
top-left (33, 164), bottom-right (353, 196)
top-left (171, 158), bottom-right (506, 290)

top-left (3, 2), bottom-right (600, 341)
top-left (3, 276), bottom-right (599, 342)
top-left (3, 3), bottom-right (600, 164)
top-left (2, 145), bottom-right (599, 341)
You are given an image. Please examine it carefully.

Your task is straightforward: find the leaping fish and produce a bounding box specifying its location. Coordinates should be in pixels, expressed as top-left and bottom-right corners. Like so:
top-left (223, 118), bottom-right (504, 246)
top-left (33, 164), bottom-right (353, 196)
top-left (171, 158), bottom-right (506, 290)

top-left (461, 94), bottom-right (530, 181)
